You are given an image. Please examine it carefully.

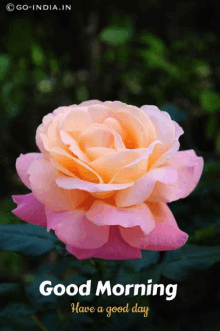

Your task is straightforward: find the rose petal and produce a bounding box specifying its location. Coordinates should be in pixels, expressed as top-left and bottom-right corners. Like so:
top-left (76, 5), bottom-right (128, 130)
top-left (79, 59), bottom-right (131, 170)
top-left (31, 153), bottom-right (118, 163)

top-left (28, 158), bottom-right (88, 211)
top-left (87, 200), bottom-right (155, 235)
top-left (104, 101), bottom-right (157, 144)
top-left (53, 105), bottom-right (74, 115)
top-left (60, 108), bottom-right (93, 139)
top-left (110, 141), bottom-right (161, 184)
top-left (51, 210), bottom-right (109, 249)
top-left (86, 147), bottom-right (116, 161)
top-left (103, 117), bottom-right (125, 139)
top-left (66, 226), bottom-right (141, 260)
top-left (60, 130), bottom-right (90, 163)
top-left (110, 111), bottom-right (150, 149)
top-left (149, 140), bottom-right (180, 169)
top-left (148, 150), bottom-right (204, 202)
top-left (12, 193), bottom-right (47, 226)
top-left (141, 105), bottom-right (175, 147)
top-left (173, 121), bottom-right (184, 140)
top-left (47, 115), bottom-right (67, 151)
top-left (50, 147), bottom-right (103, 183)
top-left (90, 149), bottom-right (147, 183)
top-left (79, 123), bottom-right (126, 152)
top-left (79, 100), bottom-right (103, 107)
top-left (56, 176), bottom-right (134, 192)
top-left (16, 153), bottom-right (43, 189)
top-left (120, 202), bottom-right (188, 250)
top-left (115, 166), bottom-right (177, 207)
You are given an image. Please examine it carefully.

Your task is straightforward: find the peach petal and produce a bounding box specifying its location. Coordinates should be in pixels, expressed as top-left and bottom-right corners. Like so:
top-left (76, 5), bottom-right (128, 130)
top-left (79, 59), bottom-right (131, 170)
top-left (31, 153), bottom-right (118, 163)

top-left (56, 176), bottom-right (134, 192)
top-left (149, 140), bottom-right (180, 169)
top-left (28, 158), bottom-right (88, 211)
top-left (120, 202), bottom-right (188, 250)
top-left (53, 106), bottom-right (73, 115)
top-left (60, 130), bottom-right (90, 163)
top-left (87, 104), bottom-right (111, 123)
top-left (103, 117), bottom-right (125, 139)
top-left (52, 210), bottom-right (109, 249)
top-left (66, 226), bottom-right (141, 260)
top-left (50, 154), bottom-right (77, 177)
top-left (79, 123), bottom-right (114, 150)
top-left (115, 167), bottom-right (178, 207)
top-left (86, 147), bottom-right (116, 161)
top-left (87, 200), bottom-right (155, 235)
top-left (39, 133), bottom-right (51, 153)
top-left (110, 111), bottom-right (149, 148)
top-left (90, 149), bottom-right (146, 183)
top-left (50, 147), bottom-right (103, 183)
top-left (79, 100), bottom-right (103, 107)
top-left (104, 101), bottom-right (157, 144)
top-left (16, 153), bottom-right (43, 189)
top-left (36, 127), bottom-right (50, 158)
top-left (79, 123), bottom-right (126, 152)
top-left (47, 115), bottom-right (66, 150)
top-left (61, 108), bottom-right (93, 133)
top-left (12, 193), bottom-right (47, 226)
top-left (110, 141), bottom-right (161, 184)
top-left (90, 191), bottom-right (116, 199)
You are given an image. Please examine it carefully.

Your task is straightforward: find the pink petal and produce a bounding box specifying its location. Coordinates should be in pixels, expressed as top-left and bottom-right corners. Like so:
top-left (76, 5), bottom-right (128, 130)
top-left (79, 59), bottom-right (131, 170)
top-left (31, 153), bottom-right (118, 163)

top-left (120, 202), bottom-right (188, 251)
top-left (16, 153), bottom-right (43, 189)
top-left (79, 100), bottom-right (103, 107)
top-left (148, 150), bottom-right (204, 202)
top-left (86, 200), bottom-right (155, 235)
top-left (141, 105), bottom-right (175, 147)
top-left (115, 166), bottom-right (177, 207)
top-left (28, 158), bottom-right (88, 211)
top-left (173, 121), bottom-right (184, 140)
top-left (52, 210), bottom-right (109, 249)
top-left (45, 208), bottom-right (64, 231)
top-left (12, 193), bottom-right (47, 226)
top-left (66, 226), bottom-right (141, 260)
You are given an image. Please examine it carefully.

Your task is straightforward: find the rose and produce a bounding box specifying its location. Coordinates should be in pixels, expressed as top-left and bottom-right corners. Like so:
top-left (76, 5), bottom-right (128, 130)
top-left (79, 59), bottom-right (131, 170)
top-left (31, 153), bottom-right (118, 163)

top-left (12, 100), bottom-right (203, 260)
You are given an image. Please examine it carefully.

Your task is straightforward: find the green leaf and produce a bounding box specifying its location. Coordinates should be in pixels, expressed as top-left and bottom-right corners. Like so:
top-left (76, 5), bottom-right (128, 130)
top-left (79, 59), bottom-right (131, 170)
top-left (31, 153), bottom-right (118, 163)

top-left (139, 264), bottom-right (161, 285)
top-left (32, 44), bottom-right (45, 66)
top-left (0, 54), bottom-right (10, 80)
top-left (215, 131), bottom-right (220, 152)
top-left (26, 275), bottom-right (61, 309)
top-left (100, 27), bottom-right (132, 45)
top-left (140, 33), bottom-right (166, 54)
top-left (189, 224), bottom-right (216, 243)
top-left (139, 49), bottom-right (180, 77)
top-left (124, 250), bottom-right (160, 272)
top-left (0, 198), bottom-right (22, 224)
top-left (0, 303), bottom-right (36, 319)
top-left (205, 116), bottom-right (217, 139)
top-left (161, 244), bottom-right (220, 281)
top-left (200, 91), bottom-right (220, 113)
top-left (0, 283), bottom-right (22, 297)
top-left (0, 224), bottom-right (61, 256)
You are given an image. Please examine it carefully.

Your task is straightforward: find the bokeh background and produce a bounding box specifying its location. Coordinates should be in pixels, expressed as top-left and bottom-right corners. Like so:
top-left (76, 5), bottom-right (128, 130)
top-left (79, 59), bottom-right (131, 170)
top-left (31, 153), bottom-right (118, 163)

top-left (0, 1), bottom-right (220, 330)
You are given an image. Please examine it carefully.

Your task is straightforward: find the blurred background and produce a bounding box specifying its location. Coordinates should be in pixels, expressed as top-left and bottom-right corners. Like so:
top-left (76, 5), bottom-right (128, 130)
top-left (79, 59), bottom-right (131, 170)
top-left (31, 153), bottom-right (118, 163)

top-left (0, 0), bottom-right (220, 330)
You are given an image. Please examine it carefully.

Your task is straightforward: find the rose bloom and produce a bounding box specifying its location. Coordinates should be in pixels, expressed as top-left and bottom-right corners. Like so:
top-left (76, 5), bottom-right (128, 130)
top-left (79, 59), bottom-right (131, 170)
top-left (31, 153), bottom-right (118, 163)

top-left (12, 100), bottom-right (203, 260)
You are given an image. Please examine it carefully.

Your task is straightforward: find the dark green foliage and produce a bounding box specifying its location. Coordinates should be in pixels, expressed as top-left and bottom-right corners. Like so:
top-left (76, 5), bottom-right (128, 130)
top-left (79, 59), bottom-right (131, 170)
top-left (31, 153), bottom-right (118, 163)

top-left (0, 224), bottom-right (63, 256)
